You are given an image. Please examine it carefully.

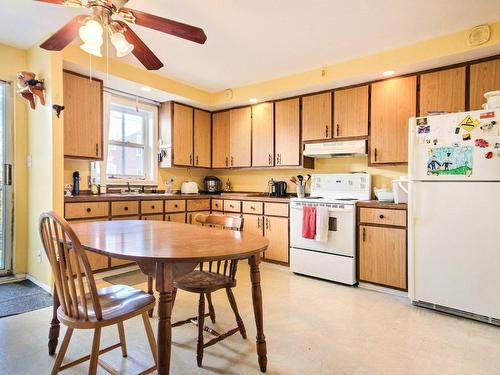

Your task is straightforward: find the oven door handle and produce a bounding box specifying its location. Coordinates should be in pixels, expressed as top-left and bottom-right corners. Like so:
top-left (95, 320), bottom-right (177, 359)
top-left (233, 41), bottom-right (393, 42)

top-left (290, 206), bottom-right (353, 213)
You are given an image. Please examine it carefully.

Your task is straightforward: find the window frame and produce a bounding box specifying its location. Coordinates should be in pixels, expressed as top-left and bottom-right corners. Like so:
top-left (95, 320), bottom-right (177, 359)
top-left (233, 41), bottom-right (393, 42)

top-left (102, 93), bottom-right (158, 186)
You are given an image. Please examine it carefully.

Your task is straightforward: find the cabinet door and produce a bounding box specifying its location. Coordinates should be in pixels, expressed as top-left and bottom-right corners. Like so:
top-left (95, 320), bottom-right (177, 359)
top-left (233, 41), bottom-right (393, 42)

top-left (470, 59), bottom-right (500, 110)
top-left (63, 71), bottom-right (103, 159)
top-left (212, 111), bottom-right (230, 168)
top-left (333, 85), bottom-right (369, 138)
top-left (370, 76), bottom-right (416, 164)
top-left (264, 216), bottom-right (289, 263)
top-left (302, 92), bottom-right (332, 141)
top-left (359, 225), bottom-right (406, 289)
top-left (275, 98), bottom-right (300, 166)
top-left (229, 107), bottom-right (252, 167)
top-left (166, 212), bottom-right (186, 223)
top-left (194, 109), bottom-right (211, 168)
top-left (242, 214), bottom-right (264, 236)
top-left (252, 103), bottom-right (274, 167)
top-left (173, 103), bottom-right (193, 166)
top-left (419, 67), bottom-right (465, 116)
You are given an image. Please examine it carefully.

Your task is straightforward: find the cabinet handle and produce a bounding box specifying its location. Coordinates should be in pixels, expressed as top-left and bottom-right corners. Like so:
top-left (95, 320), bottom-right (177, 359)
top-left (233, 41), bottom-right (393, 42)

top-left (225, 157), bottom-right (228, 167)
top-left (257, 217), bottom-right (260, 229)
top-left (167, 215), bottom-right (170, 221)
top-left (374, 148), bottom-right (377, 162)
top-left (379, 214), bottom-right (384, 219)
top-left (251, 206), bottom-right (255, 210)
top-left (189, 155), bottom-right (193, 165)
top-left (231, 156), bottom-right (234, 166)
top-left (196, 155), bottom-right (199, 165)
top-left (265, 218), bottom-right (268, 230)
top-left (95, 143), bottom-right (99, 156)
top-left (174, 204), bottom-right (178, 208)
top-left (124, 206), bottom-right (128, 211)
top-left (151, 205), bottom-right (155, 209)
top-left (230, 204), bottom-right (234, 208)
top-left (325, 125), bottom-right (329, 138)
top-left (362, 227), bottom-right (366, 242)
top-left (268, 154), bottom-right (272, 165)
top-left (267, 218), bottom-right (271, 230)
top-left (336, 124), bottom-right (340, 136)
top-left (86, 208), bottom-right (91, 213)
top-left (276, 154), bottom-right (281, 165)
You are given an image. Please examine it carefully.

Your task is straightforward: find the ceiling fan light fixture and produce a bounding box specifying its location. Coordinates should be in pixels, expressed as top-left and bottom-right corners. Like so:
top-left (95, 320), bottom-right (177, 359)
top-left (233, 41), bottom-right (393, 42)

top-left (79, 19), bottom-right (104, 57)
top-left (110, 30), bottom-right (134, 57)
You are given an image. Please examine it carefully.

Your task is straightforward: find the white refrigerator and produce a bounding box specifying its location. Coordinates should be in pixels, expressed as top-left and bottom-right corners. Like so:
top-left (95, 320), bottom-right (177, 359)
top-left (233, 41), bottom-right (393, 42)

top-left (408, 109), bottom-right (500, 323)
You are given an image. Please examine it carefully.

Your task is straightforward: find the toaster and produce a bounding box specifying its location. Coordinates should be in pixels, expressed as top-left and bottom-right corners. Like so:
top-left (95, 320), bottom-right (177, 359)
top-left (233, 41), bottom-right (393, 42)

top-left (180, 181), bottom-right (199, 194)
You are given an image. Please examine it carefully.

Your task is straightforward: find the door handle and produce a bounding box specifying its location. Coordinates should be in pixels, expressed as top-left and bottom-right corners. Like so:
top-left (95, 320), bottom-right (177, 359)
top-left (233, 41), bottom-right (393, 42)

top-left (3, 164), bottom-right (12, 186)
top-left (362, 227), bottom-right (366, 242)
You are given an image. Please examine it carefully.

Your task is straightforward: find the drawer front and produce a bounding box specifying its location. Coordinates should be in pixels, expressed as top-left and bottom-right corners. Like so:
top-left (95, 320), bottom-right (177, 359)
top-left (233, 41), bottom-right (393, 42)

top-left (142, 214), bottom-right (164, 221)
top-left (111, 216), bottom-right (140, 221)
top-left (65, 202), bottom-right (109, 219)
top-left (264, 202), bottom-right (289, 217)
top-left (187, 199), bottom-right (211, 211)
top-left (211, 199), bottom-right (223, 211)
top-left (242, 201), bottom-right (263, 215)
top-left (359, 208), bottom-right (406, 227)
top-left (165, 212), bottom-right (186, 223)
top-left (165, 200), bottom-right (186, 212)
top-left (111, 201), bottom-right (139, 216)
top-left (224, 200), bottom-right (242, 213)
top-left (141, 200), bottom-right (164, 214)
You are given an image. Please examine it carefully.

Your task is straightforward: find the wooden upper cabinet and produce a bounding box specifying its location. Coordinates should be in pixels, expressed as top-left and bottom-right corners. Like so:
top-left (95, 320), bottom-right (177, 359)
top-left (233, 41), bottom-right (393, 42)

top-left (419, 67), bottom-right (466, 116)
top-left (370, 76), bottom-right (416, 164)
top-left (333, 85), bottom-right (369, 138)
top-left (212, 111), bottom-right (230, 168)
top-left (275, 98), bottom-right (300, 166)
top-left (173, 103), bottom-right (193, 166)
top-left (252, 103), bottom-right (274, 167)
top-left (229, 107), bottom-right (252, 167)
top-left (63, 71), bottom-right (103, 159)
top-left (193, 109), bottom-right (211, 168)
top-left (470, 59), bottom-right (500, 110)
top-left (302, 92), bottom-right (332, 141)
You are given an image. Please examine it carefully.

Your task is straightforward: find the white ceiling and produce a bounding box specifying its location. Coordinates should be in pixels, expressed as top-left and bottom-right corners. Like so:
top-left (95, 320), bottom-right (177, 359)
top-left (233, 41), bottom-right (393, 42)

top-left (1, 0), bottom-right (500, 93)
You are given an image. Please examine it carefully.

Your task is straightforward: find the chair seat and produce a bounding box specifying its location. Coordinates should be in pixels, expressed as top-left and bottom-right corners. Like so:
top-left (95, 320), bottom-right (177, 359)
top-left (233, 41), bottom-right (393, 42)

top-left (58, 285), bottom-right (155, 328)
top-left (174, 270), bottom-right (236, 293)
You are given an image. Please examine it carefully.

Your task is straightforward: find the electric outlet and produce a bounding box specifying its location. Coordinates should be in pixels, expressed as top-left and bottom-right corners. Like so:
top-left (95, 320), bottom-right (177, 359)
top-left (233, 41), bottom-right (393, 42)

top-left (37, 250), bottom-right (42, 264)
top-left (27, 154), bottom-right (32, 168)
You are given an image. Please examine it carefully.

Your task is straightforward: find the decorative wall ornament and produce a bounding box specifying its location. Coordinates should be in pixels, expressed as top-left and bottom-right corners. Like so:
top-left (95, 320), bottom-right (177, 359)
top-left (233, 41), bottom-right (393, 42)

top-left (16, 71), bottom-right (46, 109)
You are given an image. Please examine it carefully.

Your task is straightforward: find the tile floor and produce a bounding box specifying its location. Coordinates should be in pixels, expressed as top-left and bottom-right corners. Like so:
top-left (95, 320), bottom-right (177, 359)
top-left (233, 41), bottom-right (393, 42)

top-left (1, 263), bottom-right (499, 374)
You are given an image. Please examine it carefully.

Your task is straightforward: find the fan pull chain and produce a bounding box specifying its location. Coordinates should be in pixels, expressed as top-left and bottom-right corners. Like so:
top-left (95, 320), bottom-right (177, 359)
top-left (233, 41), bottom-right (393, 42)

top-left (106, 28), bottom-right (109, 83)
top-left (89, 53), bottom-right (92, 81)
top-left (135, 95), bottom-right (139, 112)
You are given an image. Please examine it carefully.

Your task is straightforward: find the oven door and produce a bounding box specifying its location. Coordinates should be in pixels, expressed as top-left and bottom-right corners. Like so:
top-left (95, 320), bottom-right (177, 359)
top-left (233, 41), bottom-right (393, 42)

top-left (290, 204), bottom-right (355, 256)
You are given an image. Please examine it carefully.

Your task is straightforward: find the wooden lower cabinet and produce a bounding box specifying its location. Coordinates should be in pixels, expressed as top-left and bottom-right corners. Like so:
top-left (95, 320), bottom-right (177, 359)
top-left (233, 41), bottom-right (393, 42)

top-left (141, 214), bottom-right (164, 221)
top-left (242, 214), bottom-right (264, 236)
top-left (263, 216), bottom-right (289, 263)
top-left (68, 218), bottom-right (109, 271)
top-left (165, 212), bottom-right (186, 223)
top-left (359, 225), bottom-right (407, 289)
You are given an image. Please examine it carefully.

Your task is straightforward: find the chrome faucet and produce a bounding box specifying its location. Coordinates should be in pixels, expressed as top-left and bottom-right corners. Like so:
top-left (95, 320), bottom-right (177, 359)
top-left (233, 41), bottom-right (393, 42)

top-left (126, 181), bottom-right (131, 192)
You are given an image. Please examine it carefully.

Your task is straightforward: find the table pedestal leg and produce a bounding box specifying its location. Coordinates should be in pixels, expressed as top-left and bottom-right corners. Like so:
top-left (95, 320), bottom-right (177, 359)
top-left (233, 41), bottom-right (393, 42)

top-left (249, 254), bottom-right (267, 372)
top-left (155, 262), bottom-right (174, 375)
top-left (48, 286), bottom-right (60, 355)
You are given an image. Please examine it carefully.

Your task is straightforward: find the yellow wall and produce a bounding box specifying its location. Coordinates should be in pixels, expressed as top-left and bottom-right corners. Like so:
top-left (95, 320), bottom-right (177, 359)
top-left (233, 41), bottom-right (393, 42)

top-left (26, 45), bottom-right (64, 286)
top-left (0, 44), bottom-right (28, 275)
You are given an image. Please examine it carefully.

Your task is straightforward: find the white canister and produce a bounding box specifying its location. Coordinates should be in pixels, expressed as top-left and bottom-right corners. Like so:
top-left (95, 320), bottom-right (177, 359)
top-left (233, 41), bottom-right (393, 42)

top-left (392, 178), bottom-right (409, 204)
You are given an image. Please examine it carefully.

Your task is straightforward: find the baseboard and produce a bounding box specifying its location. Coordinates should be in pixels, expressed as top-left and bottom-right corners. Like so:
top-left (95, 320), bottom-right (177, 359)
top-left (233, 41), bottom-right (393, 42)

top-left (358, 282), bottom-right (409, 298)
top-left (0, 273), bottom-right (26, 285)
top-left (26, 274), bottom-right (52, 294)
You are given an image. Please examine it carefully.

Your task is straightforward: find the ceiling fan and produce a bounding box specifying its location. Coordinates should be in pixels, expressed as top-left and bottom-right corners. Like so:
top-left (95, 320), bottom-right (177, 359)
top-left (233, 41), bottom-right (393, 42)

top-left (35, 0), bottom-right (207, 70)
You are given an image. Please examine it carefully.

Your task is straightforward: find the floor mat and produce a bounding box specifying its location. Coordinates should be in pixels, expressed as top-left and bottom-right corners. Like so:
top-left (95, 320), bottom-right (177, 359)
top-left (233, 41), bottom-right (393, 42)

top-left (103, 270), bottom-right (147, 286)
top-left (0, 280), bottom-right (52, 318)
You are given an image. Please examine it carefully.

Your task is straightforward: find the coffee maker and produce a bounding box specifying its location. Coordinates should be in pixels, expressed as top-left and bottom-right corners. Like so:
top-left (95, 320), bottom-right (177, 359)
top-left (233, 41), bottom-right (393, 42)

top-left (274, 181), bottom-right (288, 197)
top-left (204, 176), bottom-right (222, 193)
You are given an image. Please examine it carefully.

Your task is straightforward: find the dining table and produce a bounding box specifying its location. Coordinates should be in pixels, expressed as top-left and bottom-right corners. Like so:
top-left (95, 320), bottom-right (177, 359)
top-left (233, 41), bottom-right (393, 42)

top-left (47, 220), bottom-right (269, 374)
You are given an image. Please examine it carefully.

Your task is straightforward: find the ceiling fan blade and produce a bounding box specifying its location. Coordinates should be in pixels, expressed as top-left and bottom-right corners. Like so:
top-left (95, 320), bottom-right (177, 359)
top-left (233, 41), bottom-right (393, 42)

top-left (33, 0), bottom-right (66, 4)
top-left (118, 21), bottom-right (164, 71)
top-left (40, 15), bottom-right (85, 51)
top-left (119, 7), bottom-right (207, 44)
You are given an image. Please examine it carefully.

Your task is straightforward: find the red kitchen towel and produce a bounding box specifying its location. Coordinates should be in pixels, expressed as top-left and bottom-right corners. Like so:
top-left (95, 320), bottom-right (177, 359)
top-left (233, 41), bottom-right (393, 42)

top-left (302, 206), bottom-right (316, 239)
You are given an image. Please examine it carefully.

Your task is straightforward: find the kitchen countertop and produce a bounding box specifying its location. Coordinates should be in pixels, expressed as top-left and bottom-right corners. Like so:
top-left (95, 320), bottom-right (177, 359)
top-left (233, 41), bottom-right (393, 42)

top-left (356, 200), bottom-right (407, 210)
top-left (64, 192), bottom-right (292, 203)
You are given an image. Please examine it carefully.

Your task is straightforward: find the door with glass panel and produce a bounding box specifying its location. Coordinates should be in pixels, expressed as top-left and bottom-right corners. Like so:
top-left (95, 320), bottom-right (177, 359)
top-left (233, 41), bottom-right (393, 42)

top-left (0, 81), bottom-right (13, 276)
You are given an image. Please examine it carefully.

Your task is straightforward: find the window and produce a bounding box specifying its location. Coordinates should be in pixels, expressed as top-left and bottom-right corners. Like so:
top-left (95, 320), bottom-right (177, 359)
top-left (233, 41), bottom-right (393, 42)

top-left (96, 93), bottom-right (158, 186)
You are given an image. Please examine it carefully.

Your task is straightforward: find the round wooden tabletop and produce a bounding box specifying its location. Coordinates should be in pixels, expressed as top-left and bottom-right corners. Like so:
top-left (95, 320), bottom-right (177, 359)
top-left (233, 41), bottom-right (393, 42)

top-left (69, 220), bottom-right (269, 263)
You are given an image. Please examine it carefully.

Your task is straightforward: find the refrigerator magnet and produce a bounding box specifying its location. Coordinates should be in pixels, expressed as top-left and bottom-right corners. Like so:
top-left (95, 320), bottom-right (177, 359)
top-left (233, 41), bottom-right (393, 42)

top-left (459, 115), bottom-right (480, 132)
top-left (462, 133), bottom-right (471, 141)
top-left (475, 139), bottom-right (490, 148)
top-left (485, 151), bottom-right (493, 159)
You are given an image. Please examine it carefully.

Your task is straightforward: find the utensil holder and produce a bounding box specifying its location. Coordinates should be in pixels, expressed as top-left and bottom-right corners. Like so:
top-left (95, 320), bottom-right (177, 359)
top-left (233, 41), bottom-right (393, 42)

top-left (296, 184), bottom-right (305, 198)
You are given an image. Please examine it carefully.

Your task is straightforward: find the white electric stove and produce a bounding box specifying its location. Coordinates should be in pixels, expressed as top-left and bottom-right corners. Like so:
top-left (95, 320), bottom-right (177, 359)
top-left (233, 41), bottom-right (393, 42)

top-left (290, 173), bottom-right (371, 285)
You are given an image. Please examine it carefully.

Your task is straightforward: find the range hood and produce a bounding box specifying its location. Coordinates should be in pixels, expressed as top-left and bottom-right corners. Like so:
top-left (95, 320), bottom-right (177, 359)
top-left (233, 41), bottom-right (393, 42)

top-left (303, 140), bottom-right (367, 158)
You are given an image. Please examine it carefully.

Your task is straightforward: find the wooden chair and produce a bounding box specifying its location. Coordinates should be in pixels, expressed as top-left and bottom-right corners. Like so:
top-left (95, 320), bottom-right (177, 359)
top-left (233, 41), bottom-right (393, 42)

top-left (148, 213), bottom-right (247, 367)
top-left (39, 211), bottom-right (157, 375)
